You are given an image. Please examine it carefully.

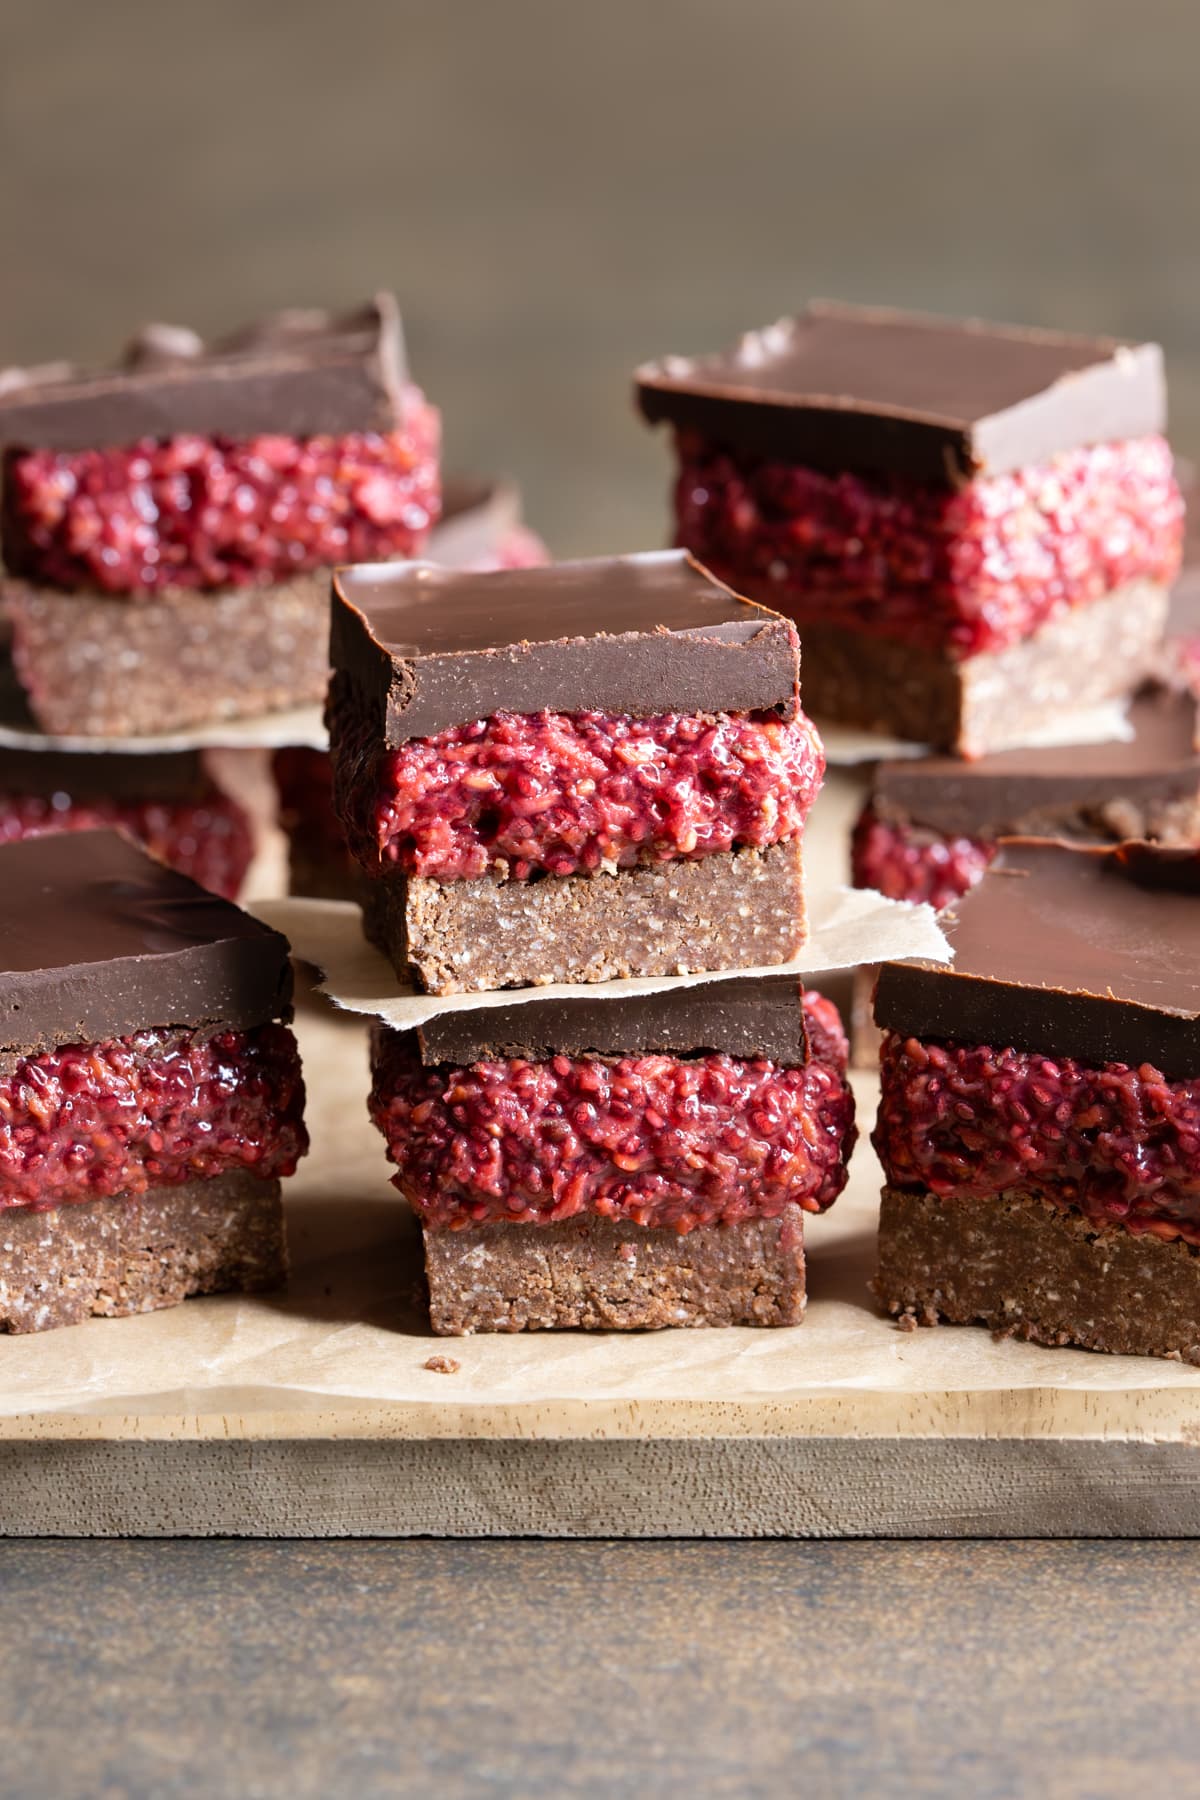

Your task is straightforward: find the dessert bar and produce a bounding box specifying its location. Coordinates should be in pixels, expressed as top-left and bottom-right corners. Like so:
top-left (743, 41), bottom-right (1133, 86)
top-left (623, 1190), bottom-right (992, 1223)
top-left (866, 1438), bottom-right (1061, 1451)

top-left (369, 976), bottom-right (856, 1332)
top-left (0, 831), bottom-right (307, 1331)
top-left (275, 474), bottom-right (549, 902)
top-left (872, 839), bottom-right (1200, 1361)
top-left (0, 296), bottom-right (440, 734)
top-left (852, 685), bottom-right (1200, 909)
top-left (0, 745), bottom-right (254, 897)
top-left (328, 550), bottom-right (822, 992)
top-left (637, 302), bottom-right (1182, 753)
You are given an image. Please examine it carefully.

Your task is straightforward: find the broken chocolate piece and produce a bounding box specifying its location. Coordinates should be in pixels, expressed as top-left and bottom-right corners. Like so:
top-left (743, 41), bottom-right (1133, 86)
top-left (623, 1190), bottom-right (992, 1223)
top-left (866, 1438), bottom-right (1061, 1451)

top-left (636, 300), bottom-right (1165, 483)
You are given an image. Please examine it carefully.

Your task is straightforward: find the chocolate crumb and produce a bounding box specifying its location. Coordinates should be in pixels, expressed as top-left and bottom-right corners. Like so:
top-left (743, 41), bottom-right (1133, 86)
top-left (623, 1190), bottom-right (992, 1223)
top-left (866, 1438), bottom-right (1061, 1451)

top-left (895, 1311), bottom-right (918, 1333)
top-left (423, 1354), bottom-right (460, 1374)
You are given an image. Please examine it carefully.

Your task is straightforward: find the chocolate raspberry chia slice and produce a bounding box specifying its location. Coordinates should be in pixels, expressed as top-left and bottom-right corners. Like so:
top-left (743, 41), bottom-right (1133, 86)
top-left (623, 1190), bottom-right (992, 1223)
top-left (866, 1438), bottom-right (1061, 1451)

top-left (636, 302), bottom-right (1182, 755)
top-left (0, 830), bottom-right (307, 1332)
top-left (0, 294), bottom-right (440, 735)
top-left (328, 550), bottom-right (823, 993)
top-left (871, 838), bottom-right (1200, 1362)
top-left (370, 976), bottom-right (855, 1333)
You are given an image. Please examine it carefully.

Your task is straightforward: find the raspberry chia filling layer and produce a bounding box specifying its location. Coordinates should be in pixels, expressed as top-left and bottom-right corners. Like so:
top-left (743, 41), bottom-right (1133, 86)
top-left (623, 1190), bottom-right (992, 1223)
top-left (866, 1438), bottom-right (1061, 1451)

top-left (673, 433), bottom-right (1182, 659)
top-left (0, 1023), bottom-right (308, 1210)
top-left (2, 387), bottom-right (440, 595)
top-left (369, 992), bottom-right (856, 1232)
top-left (0, 785), bottom-right (254, 900)
top-left (329, 681), bottom-right (824, 882)
top-left (851, 804), bottom-right (994, 911)
top-left (874, 1033), bottom-right (1200, 1241)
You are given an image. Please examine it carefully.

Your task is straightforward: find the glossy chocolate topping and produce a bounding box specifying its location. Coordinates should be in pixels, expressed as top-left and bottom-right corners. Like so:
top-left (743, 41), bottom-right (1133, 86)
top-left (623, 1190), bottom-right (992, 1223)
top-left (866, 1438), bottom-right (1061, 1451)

top-left (0, 295), bottom-right (407, 450)
top-left (871, 688), bottom-right (1200, 837)
top-left (415, 973), bottom-right (808, 1067)
top-left (874, 838), bottom-right (1200, 1077)
top-left (0, 746), bottom-right (211, 803)
top-left (0, 830), bottom-right (293, 1054)
top-left (330, 550), bottom-right (800, 743)
top-left (635, 301), bottom-right (1166, 484)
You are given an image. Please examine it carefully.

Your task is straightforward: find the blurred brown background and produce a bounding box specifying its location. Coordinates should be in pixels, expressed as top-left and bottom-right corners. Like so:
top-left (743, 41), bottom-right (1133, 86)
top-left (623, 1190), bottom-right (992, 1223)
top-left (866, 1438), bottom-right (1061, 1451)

top-left (3, 0), bottom-right (1198, 553)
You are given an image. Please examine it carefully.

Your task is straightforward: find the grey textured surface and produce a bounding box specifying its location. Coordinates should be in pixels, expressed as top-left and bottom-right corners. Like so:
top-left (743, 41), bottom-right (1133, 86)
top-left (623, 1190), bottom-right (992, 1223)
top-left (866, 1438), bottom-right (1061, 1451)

top-left (2, 1538), bottom-right (1199, 1797)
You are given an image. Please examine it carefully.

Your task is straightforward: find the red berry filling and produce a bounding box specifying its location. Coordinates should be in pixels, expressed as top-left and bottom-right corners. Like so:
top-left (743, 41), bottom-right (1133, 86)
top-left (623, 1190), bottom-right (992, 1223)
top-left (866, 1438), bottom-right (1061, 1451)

top-left (673, 433), bottom-right (1182, 659)
top-left (1, 387), bottom-right (440, 595)
top-left (874, 1033), bottom-right (1200, 1242)
top-left (851, 804), bottom-right (994, 910)
top-left (329, 677), bottom-right (823, 882)
top-left (369, 992), bottom-right (856, 1233)
top-left (0, 1023), bottom-right (307, 1211)
top-left (0, 785), bottom-right (254, 900)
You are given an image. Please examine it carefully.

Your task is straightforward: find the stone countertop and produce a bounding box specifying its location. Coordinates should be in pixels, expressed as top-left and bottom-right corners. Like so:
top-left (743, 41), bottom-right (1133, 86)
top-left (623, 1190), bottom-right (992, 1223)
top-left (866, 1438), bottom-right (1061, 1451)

top-left (4, 1539), bottom-right (1199, 1797)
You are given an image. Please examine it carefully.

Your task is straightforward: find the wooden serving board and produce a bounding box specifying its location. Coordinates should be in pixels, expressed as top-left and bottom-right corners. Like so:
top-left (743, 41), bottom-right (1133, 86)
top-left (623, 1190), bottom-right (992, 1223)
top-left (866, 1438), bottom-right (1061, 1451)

top-left (4, 999), bottom-right (1200, 1539)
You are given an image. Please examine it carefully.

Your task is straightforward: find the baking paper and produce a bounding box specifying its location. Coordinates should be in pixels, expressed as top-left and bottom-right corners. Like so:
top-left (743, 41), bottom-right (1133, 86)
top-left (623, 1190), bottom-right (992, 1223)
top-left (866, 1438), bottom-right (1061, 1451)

top-left (252, 884), bottom-right (951, 1032)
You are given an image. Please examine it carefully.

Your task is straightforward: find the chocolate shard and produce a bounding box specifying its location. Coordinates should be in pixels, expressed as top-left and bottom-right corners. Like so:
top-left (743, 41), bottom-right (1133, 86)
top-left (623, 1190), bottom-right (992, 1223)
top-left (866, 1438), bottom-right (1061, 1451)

top-left (330, 549), bottom-right (800, 744)
top-left (415, 972), bottom-right (808, 1066)
top-left (0, 830), bottom-right (293, 1054)
top-left (869, 687), bottom-right (1200, 838)
top-left (635, 300), bottom-right (1166, 484)
top-left (0, 294), bottom-right (407, 450)
top-left (873, 837), bottom-right (1200, 1078)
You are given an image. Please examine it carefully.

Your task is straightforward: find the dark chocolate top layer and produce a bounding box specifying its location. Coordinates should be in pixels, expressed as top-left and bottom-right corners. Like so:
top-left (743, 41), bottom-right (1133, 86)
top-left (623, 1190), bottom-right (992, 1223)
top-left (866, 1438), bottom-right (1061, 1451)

top-left (874, 838), bottom-right (1200, 1077)
top-left (428, 475), bottom-right (527, 569)
top-left (414, 973), bottom-right (807, 1067)
top-left (0, 295), bottom-right (406, 451)
top-left (331, 550), bottom-right (800, 743)
top-left (0, 746), bottom-right (211, 803)
top-left (871, 688), bottom-right (1200, 837)
top-left (635, 301), bottom-right (1166, 484)
top-left (0, 830), bottom-right (293, 1055)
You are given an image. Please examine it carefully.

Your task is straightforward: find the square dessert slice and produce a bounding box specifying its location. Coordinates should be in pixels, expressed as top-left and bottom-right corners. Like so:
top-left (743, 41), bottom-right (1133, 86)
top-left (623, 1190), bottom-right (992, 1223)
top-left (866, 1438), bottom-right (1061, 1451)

top-left (0, 746), bottom-right (255, 898)
top-left (275, 474), bottom-right (550, 902)
top-left (369, 976), bottom-right (856, 1333)
top-left (0, 296), bottom-right (440, 734)
top-left (872, 839), bottom-right (1200, 1361)
top-left (636, 302), bottom-right (1182, 753)
top-left (328, 550), bottom-right (822, 992)
top-left (852, 686), bottom-right (1200, 910)
top-left (0, 830), bottom-right (307, 1331)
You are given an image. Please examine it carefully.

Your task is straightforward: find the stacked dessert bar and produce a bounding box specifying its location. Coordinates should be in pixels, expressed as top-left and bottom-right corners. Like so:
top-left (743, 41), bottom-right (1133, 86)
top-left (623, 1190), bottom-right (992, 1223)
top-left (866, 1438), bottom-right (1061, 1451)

top-left (872, 839), bottom-right (1200, 1362)
top-left (274, 473), bottom-right (549, 901)
top-left (0, 293), bottom-right (439, 736)
top-left (637, 302), bottom-right (1183, 754)
top-left (0, 831), bottom-right (307, 1332)
top-left (327, 548), bottom-right (856, 1330)
top-left (327, 551), bottom-right (823, 992)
